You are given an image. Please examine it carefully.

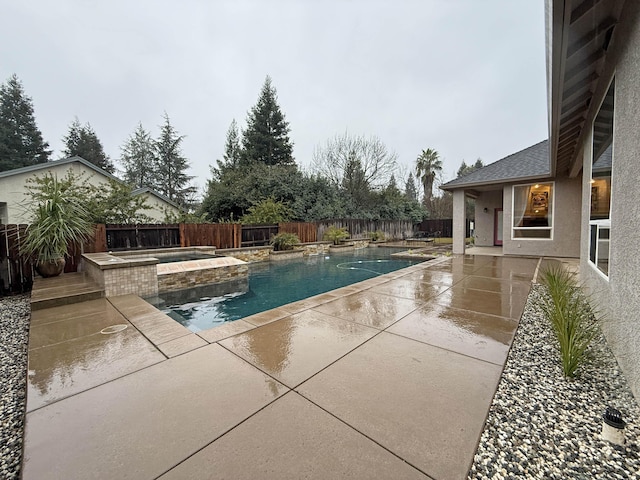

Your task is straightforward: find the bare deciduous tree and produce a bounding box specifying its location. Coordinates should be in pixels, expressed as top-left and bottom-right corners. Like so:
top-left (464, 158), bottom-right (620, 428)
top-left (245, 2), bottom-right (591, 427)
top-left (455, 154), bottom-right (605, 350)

top-left (312, 132), bottom-right (398, 189)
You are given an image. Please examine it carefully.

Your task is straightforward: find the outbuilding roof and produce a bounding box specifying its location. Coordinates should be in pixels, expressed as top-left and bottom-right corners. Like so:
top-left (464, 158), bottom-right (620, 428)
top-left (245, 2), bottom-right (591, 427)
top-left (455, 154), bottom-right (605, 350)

top-left (440, 140), bottom-right (551, 191)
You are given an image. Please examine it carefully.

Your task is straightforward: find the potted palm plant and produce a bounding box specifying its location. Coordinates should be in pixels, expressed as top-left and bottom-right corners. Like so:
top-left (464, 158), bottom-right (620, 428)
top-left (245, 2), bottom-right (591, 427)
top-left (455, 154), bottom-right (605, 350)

top-left (20, 173), bottom-right (95, 277)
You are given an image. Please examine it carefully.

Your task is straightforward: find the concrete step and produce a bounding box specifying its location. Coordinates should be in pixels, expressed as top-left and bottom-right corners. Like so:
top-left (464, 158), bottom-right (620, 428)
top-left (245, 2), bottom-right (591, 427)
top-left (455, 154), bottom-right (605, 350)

top-left (31, 272), bottom-right (105, 311)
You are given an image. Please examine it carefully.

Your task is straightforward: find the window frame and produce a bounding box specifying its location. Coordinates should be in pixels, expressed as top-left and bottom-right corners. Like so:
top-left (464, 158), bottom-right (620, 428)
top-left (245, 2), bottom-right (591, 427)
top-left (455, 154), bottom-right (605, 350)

top-left (510, 181), bottom-right (555, 241)
top-left (588, 76), bottom-right (614, 280)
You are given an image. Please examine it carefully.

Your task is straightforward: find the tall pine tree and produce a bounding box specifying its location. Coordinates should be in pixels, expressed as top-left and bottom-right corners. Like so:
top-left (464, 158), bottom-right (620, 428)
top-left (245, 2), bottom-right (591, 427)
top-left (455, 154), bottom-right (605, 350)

top-left (120, 123), bottom-right (157, 189)
top-left (241, 76), bottom-right (294, 167)
top-left (0, 74), bottom-right (51, 172)
top-left (155, 113), bottom-right (196, 206)
top-left (405, 173), bottom-right (418, 201)
top-left (217, 119), bottom-right (241, 173)
top-left (63, 118), bottom-right (114, 173)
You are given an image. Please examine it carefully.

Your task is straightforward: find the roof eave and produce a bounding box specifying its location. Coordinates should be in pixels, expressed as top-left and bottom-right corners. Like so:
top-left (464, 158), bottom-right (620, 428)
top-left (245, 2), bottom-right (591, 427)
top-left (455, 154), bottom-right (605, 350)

top-left (548, 0), bottom-right (570, 178)
top-left (440, 172), bottom-right (553, 192)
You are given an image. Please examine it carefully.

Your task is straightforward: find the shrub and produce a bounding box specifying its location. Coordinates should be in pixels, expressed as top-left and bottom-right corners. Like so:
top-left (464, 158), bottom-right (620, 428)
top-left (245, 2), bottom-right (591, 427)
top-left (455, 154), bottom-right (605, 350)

top-left (368, 230), bottom-right (386, 242)
top-left (271, 232), bottom-right (300, 251)
top-left (241, 198), bottom-right (291, 224)
top-left (20, 173), bottom-right (95, 265)
top-left (323, 226), bottom-right (349, 245)
top-left (539, 265), bottom-right (599, 378)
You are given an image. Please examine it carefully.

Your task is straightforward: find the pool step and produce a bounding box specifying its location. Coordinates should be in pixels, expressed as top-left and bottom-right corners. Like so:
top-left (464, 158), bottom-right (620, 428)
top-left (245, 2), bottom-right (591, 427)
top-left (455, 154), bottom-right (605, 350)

top-left (31, 272), bottom-right (105, 311)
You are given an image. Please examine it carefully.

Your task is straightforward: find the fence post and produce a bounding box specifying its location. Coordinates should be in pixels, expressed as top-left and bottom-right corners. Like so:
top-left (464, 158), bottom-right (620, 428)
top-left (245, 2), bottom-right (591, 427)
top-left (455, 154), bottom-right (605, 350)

top-left (179, 223), bottom-right (186, 247)
top-left (92, 224), bottom-right (107, 252)
top-left (233, 224), bottom-right (241, 249)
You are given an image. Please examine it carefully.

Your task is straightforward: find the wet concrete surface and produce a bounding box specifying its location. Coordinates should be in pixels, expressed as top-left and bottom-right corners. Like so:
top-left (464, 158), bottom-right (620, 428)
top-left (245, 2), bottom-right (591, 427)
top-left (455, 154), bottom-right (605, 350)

top-left (27, 299), bottom-right (164, 412)
top-left (23, 254), bottom-right (542, 479)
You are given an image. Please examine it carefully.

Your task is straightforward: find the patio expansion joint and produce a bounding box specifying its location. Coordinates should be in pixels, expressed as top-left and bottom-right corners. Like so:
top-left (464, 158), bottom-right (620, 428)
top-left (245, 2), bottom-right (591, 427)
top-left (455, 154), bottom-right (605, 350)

top-left (106, 298), bottom-right (172, 360)
top-left (381, 328), bottom-right (513, 369)
top-left (290, 389), bottom-right (436, 480)
top-left (152, 388), bottom-right (294, 480)
top-left (25, 353), bottom-right (168, 415)
top-left (217, 316), bottom-right (388, 392)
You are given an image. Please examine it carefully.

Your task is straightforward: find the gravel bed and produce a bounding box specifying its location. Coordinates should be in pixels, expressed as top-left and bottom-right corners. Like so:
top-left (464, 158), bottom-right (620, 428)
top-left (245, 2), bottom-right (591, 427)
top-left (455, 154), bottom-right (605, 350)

top-left (0, 294), bottom-right (30, 480)
top-left (470, 284), bottom-right (640, 479)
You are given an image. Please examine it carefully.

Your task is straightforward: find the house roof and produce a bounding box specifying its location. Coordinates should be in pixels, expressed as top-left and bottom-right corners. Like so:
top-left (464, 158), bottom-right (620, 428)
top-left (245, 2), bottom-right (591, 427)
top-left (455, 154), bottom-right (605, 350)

top-left (0, 156), bottom-right (120, 181)
top-left (592, 143), bottom-right (612, 174)
top-left (0, 156), bottom-right (182, 210)
top-left (440, 140), bottom-right (551, 191)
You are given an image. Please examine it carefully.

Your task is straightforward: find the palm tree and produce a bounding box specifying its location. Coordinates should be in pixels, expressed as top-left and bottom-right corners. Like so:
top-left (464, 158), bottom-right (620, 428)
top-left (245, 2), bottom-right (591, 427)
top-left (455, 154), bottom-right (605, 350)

top-left (415, 148), bottom-right (442, 208)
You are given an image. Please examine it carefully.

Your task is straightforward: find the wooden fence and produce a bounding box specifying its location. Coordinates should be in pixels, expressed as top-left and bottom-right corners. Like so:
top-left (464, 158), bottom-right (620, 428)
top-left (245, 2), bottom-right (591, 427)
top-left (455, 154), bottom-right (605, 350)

top-left (105, 224), bottom-right (180, 250)
top-left (241, 224), bottom-right (278, 247)
top-left (0, 224), bottom-right (32, 294)
top-left (417, 219), bottom-right (472, 238)
top-left (180, 223), bottom-right (240, 249)
top-left (316, 219), bottom-right (414, 242)
top-left (278, 222), bottom-right (317, 243)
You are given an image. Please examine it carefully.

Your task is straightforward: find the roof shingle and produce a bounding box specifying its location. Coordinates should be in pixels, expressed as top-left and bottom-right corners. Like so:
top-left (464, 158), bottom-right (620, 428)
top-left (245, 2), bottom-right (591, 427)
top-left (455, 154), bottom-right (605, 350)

top-left (441, 140), bottom-right (550, 190)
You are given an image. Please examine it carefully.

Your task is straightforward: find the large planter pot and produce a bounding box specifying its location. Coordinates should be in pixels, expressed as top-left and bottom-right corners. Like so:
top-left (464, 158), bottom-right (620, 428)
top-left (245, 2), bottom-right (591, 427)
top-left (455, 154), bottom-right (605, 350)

top-left (35, 258), bottom-right (66, 278)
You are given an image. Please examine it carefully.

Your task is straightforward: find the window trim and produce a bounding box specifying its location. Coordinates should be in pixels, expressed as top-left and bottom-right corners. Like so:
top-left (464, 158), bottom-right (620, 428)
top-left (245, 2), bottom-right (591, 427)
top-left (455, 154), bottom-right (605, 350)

top-left (510, 181), bottom-right (555, 241)
top-left (588, 219), bottom-right (611, 280)
top-left (587, 76), bottom-right (614, 280)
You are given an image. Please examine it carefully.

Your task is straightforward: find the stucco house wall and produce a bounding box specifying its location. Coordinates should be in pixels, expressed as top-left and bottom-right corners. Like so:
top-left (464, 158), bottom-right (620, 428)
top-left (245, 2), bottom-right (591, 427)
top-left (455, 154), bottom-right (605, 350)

top-left (136, 191), bottom-right (181, 223)
top-left (474, 190), bottom-right (502, 247)
top-left (579, 0), bottom-right (640, 398)
top-left (502, 174), bottom-right (581, 257)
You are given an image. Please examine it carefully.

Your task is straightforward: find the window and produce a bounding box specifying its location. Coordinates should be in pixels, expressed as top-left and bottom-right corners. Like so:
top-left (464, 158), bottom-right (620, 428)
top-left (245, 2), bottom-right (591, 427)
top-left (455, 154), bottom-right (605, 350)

top-left (512, 182), bottom-right (554, 239)
top-left (589, 79), bottom-right (614, 277)
top-left (0, 202), bottom-right (7, 224)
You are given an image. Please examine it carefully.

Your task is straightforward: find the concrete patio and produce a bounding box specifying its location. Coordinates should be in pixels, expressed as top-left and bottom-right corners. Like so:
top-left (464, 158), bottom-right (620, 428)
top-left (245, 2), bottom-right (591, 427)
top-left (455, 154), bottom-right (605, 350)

top-left (22, 254), bottom-right (543, 480)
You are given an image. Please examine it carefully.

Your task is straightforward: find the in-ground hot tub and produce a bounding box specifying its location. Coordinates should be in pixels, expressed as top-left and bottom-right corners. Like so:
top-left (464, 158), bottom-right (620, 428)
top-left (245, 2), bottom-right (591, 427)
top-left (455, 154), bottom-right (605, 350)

top-left (82, 247), bottom-right (248, 297)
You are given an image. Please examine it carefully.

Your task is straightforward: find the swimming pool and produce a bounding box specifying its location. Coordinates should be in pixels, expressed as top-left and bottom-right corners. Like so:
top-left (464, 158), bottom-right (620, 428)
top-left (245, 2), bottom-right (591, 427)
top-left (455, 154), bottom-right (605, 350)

top-left (144, 247), bottom-right (425, 332)
top-left (154, 253), bottom-right (221, 263)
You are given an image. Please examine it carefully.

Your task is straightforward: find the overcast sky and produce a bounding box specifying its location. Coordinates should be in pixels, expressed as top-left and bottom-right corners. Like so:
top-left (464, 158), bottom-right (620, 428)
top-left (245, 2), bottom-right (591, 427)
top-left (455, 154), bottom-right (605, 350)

top-left (1, 0), bottom-right (547, 193)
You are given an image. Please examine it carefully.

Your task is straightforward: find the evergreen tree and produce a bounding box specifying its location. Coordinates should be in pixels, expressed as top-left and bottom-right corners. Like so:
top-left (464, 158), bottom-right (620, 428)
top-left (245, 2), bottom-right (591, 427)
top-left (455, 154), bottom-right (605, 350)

top-left (457, 158), bottom-right (484, 178)
top-left (0, 74), bottom-right (51, 171)
top-left (154, 113), bottom-right (196, 206)
top-left (223, 119), bottom-right (241, 168)
top-left (405, 173), bottom-right (418, 201)
top-left (241, 76), bottom-right (294, 167)
top-left (62, 118), bottom-right (114, 173)
top-left (341, 156), bottom-right (370, 209)
top-left (120, 123), bottom-right (157, 189)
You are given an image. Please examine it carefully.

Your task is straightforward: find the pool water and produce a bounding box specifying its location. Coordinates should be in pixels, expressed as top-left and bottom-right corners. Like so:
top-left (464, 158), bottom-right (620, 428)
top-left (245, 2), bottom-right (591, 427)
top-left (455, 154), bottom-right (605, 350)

top-left (145, 247), bottom-right (423, 332)
top-left (154, 253), bottom-right (220, 263)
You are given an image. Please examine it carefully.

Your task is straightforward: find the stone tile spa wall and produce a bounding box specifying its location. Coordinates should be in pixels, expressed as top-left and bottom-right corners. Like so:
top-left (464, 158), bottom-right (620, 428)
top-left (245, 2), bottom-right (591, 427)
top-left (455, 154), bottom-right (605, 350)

top-left (158, 263), bottom-right (248, 293)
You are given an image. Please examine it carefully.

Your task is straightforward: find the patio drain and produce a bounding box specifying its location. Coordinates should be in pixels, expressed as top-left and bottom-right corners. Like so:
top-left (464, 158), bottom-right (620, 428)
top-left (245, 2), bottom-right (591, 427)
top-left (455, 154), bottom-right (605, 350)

top-left (100, 324), bottom-right (128, 335)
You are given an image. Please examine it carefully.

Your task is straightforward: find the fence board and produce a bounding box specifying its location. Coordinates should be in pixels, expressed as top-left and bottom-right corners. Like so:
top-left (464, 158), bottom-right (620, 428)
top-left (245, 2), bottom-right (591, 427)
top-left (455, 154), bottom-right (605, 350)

top-left (88, 224), bottom-right (107, 253)
top-left (316, 219), bottom-right (414, 242)
top-left (417, 219), bottom-right (471, 238)
top-left (105, 224), bottom-right (180, 250)
top-left (278, 222), bottom-right (317, 243)
top-left (180, 223), bottom-right (240, 249)
top-left (0, 224), bottom-right (32, 294)
top-left (241, 224), bottom-right (278, 247)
